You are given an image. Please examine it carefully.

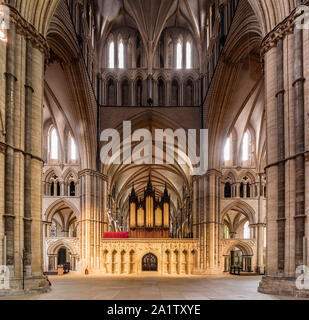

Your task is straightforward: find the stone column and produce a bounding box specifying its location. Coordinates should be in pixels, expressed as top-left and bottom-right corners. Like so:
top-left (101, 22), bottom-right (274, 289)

top-left (275, 39), bottom-right (286, 273)
top-left (132, 35), bottom-right (137, 69)
top-left (236, 182), bottom-right (240, 198)
top-left (48, 255), bottom-right (57, 271)
top-left (259, 4), bottom-right (309, 296)
top-left (225, 255), bottom-right (230, 272)
top-left (293, 10), bottom-right (306, 269)
top-left (183, 39), bottom-right (186, 69)
top-left (79, 169), bottom-right (107, 271)
top-left (116, 81), bottom-right (121, 106)
top-left (23, 39), bottom-right (33, 276)
top-left (4, 24), bottom-right (16, 275)
top-left (164, 33), bottom-right (168, 68)
top-left (196, 175), bottom-right (206, 269)
top-left (262, 44), bottom-right (279, 277)
top-left (205, 170), bottom-right (221, 272)
top-left (114, 41), bottom-right (118, 69)
top-left (192, 177), bottom-right (198, 238)
top-left (173, 40), bottom-right (177, 68)
top-left (4, 15), bottom-right (48, 289)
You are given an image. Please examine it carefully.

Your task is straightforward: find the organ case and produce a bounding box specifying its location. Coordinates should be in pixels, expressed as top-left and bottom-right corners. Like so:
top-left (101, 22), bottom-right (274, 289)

top-left (129, 178), bottom-right (170, 238)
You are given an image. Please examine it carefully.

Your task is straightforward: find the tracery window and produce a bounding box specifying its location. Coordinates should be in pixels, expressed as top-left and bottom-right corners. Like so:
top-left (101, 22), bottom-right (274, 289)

top-left (224, 182), bottom-right (232, 198)
top-left (242, 131), bottom-right (249, 161)
top-left (50, 127), bottom-right (59, 160)
top-left (70, 135), bottom-right (77, 161)
top-left (186, 42), bottom-right (192, 69)
top-left (243, 221), bottom-right (250, 239)
top-left (118, 41), bottom-right (124, 69)
top-left (70, 181), bottom-right (76, 197)
top-left (171, 80), bottom-right (179, 106)
top-left (224, 137), bottom-right (230, 161)
top-left (158, 79), bottom-right (165, 106)
top-left (109, 41), bottom-right (115, 68)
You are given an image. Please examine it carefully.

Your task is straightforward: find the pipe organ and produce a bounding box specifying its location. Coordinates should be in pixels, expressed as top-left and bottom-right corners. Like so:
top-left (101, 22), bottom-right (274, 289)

top-left (129, 178), bottom-right (170, 238)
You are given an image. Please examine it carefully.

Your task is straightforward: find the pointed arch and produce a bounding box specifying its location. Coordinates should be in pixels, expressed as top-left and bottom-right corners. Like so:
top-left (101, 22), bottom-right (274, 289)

top-left (171, 78), bottom-right (179, 106)
top-left (47, 239), bottom-right (79, 255)
top-left (223, 240), bottom-right (254, 256)
top-left (221, 200), bottom-right (256, 225)
top-left (44, 198), bottom-right (80, 222)
top-left (121, 77), bottom-right (130, 106)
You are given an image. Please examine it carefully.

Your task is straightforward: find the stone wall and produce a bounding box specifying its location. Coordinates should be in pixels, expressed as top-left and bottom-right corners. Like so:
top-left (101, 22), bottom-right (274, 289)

top-left (99, 239), bottom-right (199, 275)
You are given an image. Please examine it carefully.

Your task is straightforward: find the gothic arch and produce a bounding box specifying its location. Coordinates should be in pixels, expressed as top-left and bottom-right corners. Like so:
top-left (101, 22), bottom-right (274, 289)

top-left (223, 171), bottom-right (237, 184)
top-left (44, 167), bottom-right (62, 182)
top-left (63, 167), bottom-right (78, 182)
top-left (223, 240), bottom-right (254, 256)
top-left (120, 77), bottom-right (131, 106)
top-left (44, 198), bottom-right (80, 222)
top-left (47, 239), bottom-right (79, 256)
top-left (240, 170), bottom-right (256, 184)
top-left (221, 200), bottom-right (256, 225)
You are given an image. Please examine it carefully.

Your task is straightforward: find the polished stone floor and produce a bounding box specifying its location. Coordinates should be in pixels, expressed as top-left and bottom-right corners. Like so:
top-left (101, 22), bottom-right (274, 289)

top-left (1, 273), bottom-right (305, 300)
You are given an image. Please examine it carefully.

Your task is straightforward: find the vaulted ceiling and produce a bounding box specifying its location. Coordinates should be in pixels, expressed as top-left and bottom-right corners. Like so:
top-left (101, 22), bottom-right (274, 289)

top-left (94, 0), bottom-right (210, 57)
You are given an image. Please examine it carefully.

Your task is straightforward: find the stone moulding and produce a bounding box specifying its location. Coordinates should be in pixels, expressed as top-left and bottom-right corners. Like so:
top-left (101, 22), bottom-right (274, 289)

top-left (4, 4), bottom-right (50, 58)
top-left (261, 1), bottom-right (309, 56)
top-left (78, 169), bottom-right (108, 181)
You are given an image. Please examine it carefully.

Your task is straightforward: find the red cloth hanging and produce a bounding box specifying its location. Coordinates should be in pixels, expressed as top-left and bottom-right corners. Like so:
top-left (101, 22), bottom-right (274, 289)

top-left (103, 232), bottom-right (128, 239)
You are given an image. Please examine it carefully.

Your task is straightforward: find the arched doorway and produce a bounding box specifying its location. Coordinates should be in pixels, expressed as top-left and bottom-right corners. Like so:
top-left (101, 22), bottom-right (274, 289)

top-left (57, 246), bottom-right (71, 273)
top-left (58, 246), bottom-right (67, 265)
top-left (224, 246), bottom-right (253, 274)
top-left (142, 253), bottom-right (158, 272)
top-left (229, 247), bottom-right (243, 271)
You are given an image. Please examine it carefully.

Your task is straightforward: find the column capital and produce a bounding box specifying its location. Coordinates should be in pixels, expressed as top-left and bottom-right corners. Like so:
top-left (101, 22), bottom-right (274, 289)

top-left (5, 4), bottom-right (50, 58)
top-left (78, 169), bottom-right (107, 181)
top-left (260, 3), bottom-right (309, 56)
top-left (206, 168), bottom-right (222, 178)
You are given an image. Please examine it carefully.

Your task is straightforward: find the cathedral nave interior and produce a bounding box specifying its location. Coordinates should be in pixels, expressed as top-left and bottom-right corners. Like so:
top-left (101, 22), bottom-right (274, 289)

top-left (0, 0), bottom-right (308, 299)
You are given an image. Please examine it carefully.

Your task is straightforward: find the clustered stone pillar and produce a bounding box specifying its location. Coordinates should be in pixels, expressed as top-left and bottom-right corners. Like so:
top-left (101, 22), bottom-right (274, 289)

top-left (23, 39), bottom-right (33, 276)
top-left (79, 169), bottom-right (107, 271)
top-left (193, 169), bottom-right (222, 274)
top-left (0, 5), bottom-right (49, 291)
top-left (4, 24), bottom-right (16, 276)
top-left (192, 175), bottom-right (204, 271)
top-left (206, 170), bottom-right (221, 272)
top-left (276, 38), bottom-right (286, 273)
top-left (293, 3), bottom-right (306, 269)
top-left (259, 3), bottom-right (309, 297)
